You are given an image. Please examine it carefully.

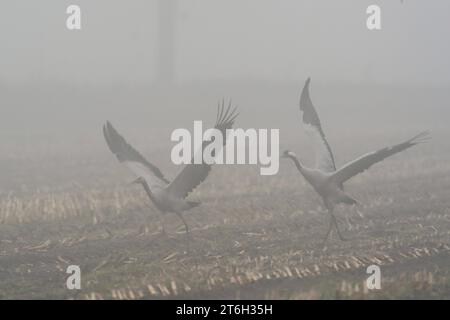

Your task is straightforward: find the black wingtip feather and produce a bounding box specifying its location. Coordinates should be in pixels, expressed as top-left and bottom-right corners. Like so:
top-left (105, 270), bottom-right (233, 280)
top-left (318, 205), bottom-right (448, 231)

top-left (409, 130), bottom-right (431, 145)
top-left (215, 99), bottom-right (238, 130)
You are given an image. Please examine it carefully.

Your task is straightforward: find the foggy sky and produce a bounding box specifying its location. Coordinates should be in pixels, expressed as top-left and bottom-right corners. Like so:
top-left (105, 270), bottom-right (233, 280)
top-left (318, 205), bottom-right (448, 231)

top-left (1, 0), bottom-right (450, 87)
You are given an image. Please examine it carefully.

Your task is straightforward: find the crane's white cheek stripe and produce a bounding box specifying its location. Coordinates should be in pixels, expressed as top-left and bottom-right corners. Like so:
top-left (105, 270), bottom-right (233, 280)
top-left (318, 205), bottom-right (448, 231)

top-left (170, 122), bottom-right (280, 176)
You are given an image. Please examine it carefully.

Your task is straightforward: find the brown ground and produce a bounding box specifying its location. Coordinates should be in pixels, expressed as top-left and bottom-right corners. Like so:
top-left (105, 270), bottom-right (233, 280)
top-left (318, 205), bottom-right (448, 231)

top-left (1, 83), bottom-right (449, 299)
top-left (0, 136), bottom-right (449, 299)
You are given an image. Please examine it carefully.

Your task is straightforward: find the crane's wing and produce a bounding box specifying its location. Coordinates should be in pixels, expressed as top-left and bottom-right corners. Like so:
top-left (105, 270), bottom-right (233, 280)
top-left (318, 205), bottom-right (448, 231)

top-left (330, 131), bottom-right (430, 185)
top-left (103, 121), bottom-right (170, 190)
top-left (166, 101), bottom-right (238, 199)
top-left (300, 78), bottom-right (336, 172)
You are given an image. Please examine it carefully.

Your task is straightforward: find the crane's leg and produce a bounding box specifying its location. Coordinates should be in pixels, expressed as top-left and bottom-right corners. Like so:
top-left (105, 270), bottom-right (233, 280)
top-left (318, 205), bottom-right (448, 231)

top-left (175, 212), bottom-right (190, 252)
top-left (175, 212), bottom-right (189, 235)
top-left (322, 207), bottom-right (348, 247)
top-left (137, 205), bottom-right (164, 236)
top-left (138, 220), bottom-right (150, 236)
top-left (159, 214), bottom-right (167, 236)
top-left (331, 212), bottom-right (348, 241)
top-left (140, 215), bottom-right (166, 237)
top-left (322, 216), bottom-right (334, 247)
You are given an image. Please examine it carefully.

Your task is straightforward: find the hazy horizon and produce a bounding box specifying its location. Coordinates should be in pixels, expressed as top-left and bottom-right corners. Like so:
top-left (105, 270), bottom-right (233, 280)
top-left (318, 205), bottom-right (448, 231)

top-left (1, 1), bottom-right (450, 87)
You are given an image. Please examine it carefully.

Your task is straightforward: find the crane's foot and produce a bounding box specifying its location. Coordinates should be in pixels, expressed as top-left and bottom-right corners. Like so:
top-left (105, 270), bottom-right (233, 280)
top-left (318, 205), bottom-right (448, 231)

top-left (136, 224), bottom-right (165, 237)
top-left (137, 224), bottom-right (150, 237)
top-left (338, 234), bottom-right (350, 241)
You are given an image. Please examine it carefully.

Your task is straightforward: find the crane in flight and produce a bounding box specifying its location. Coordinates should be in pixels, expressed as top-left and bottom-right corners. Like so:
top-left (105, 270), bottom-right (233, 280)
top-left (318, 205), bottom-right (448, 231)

top-left (103, 101), bottom-right (238, 239)
top-left (282, 78), bottom-right (429, 245)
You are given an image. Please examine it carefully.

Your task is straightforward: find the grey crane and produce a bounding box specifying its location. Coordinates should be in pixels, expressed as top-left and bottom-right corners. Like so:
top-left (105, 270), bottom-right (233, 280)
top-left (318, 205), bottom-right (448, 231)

top-left (103, 102), bottom-right (238, 237)
top-left (283, 78), bottom-right (430, 244)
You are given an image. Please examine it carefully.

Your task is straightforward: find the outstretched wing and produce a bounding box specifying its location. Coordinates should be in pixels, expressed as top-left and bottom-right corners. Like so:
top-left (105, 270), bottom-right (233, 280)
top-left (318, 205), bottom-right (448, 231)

top-left (300, 78), bottom-right (336, 172)
top-left (166, 101), bottom-right (238, 199)
top-left (330, 131), bottom-right (430, 185)
top-left (103, 121), bottom-right (170, 190)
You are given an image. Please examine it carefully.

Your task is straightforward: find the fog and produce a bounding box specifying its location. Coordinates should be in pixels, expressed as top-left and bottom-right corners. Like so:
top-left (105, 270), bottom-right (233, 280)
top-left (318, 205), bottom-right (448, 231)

top-left (1, 1), bottom-right (450, 85)
top-left (1, 1), bottom-right (450, 300)
top-left (0, 0), bottom-right (449, 152)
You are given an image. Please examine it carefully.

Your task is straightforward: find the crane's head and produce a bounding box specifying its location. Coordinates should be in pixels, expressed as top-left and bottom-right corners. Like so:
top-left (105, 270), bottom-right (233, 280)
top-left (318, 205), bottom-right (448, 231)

top-left (281, 150), bottom-right (297, 159)
top-left (131, 176), bottom-right (146, 185)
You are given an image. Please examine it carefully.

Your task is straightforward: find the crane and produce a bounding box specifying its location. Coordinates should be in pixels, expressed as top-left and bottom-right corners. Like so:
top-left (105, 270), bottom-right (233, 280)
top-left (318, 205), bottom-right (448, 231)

top-left (283, 78), bottom-right (429, 245)
top-left (103, 101), bottom-right (238, 239)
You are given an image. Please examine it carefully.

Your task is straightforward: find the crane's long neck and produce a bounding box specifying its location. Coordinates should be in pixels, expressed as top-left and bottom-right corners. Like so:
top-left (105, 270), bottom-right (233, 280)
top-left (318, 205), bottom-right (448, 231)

top-left (287, 154), bottom-right (307, 177)
top-left (139, 180), bottom-right (156, 203)
top-left (286, 154), bottom-right (318, 189)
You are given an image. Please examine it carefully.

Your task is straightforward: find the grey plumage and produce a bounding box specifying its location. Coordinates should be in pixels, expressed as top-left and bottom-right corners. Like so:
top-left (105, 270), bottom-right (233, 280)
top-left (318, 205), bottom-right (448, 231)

top-left (167, 101), bottom-right (238, 199)
top-left (300, 77), bottom-right (337, 173)
top-left (103, 101), bottom-right (238, 237)
top-left (284, 78), bottom-right (430, 245)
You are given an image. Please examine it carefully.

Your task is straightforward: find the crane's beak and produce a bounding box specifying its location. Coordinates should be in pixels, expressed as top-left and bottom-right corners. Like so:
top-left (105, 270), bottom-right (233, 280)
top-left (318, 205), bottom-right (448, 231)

top-left (130, 177), bottom-right (141, 185)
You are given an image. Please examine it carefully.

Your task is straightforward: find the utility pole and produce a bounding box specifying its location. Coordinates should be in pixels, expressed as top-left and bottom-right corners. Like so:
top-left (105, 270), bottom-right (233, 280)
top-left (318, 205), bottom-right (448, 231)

top-left (156, 0), bottom-right (177, 87)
